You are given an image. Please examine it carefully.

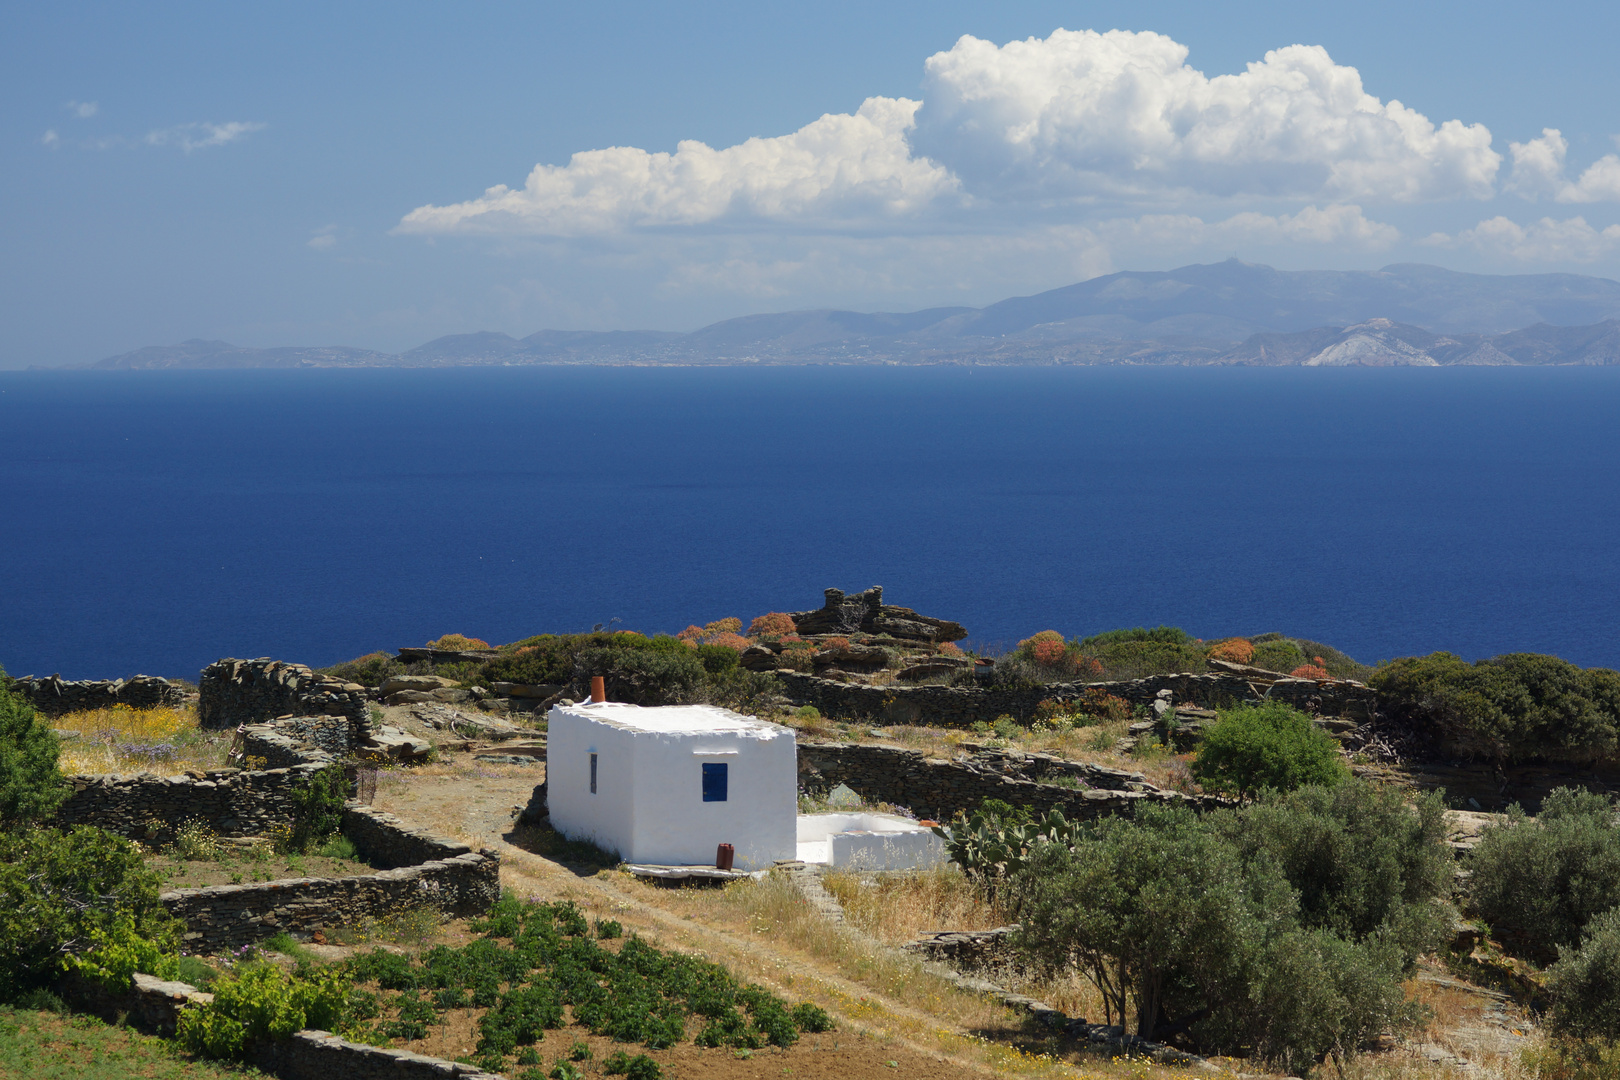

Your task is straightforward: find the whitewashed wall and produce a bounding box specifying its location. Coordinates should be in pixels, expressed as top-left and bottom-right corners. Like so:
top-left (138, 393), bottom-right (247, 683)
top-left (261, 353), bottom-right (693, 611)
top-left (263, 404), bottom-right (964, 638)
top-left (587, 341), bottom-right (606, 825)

top-left (547, 704), bottom-right (796, 870)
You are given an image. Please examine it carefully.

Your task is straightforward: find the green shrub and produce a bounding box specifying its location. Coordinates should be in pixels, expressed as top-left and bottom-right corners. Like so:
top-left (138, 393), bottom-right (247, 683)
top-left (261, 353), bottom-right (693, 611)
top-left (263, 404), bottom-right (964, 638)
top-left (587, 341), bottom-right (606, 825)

top-left (0, 682), bottom-right (66, 827)
top-left (1250, 639), bottom-right (1306, 674)
top-left (284, 765), bottom-right (349, 853)
top-left (1010, 802), bottom-right (1420, 1071)
top-left (1370, 651), bottom-right (1620, 760)
top-left (1219, 780), bottom-right (1451, 952)
top-left (176, 961), bottom-right (352, 1060)
top-left (695, 644), bottom-right (740, 674)
top-left (1521, 1038), bottom-right (1620, 1080)
top-left (318, 652), bottom-right (405, 688)
top-left (1078, 626), bottom-right (1194, 648)
top-left (1191, 701), bottom-right (1348, 797)
top-left (1469, 787), bottom-right (1620, 957)
top-left (1547, 905), bottom-right (1620, 1040)
top-left (0, 826), bottom-right (180, 1000)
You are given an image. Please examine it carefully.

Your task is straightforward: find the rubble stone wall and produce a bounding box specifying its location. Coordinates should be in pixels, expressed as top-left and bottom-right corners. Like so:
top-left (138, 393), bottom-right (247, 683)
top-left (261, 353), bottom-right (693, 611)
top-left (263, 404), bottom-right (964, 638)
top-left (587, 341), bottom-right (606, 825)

top-left (777, 670), bottom-right (1375, 726)
top-left (163, 845), bottom-right (501, 952)
top-left (797, 741), bottom-right (1224, 822)
top-left (198, 657), bottom-right (371, 744)
top-left (10, 673), bottom-right (185, 716)
top-left (55, 765), bottom-right (321, 844)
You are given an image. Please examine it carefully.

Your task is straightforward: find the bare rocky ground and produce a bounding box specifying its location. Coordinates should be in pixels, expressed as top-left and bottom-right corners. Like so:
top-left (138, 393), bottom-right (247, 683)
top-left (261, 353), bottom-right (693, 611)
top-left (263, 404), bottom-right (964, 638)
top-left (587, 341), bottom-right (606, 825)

top-left (357, 701), bottom-right (1548, 1080)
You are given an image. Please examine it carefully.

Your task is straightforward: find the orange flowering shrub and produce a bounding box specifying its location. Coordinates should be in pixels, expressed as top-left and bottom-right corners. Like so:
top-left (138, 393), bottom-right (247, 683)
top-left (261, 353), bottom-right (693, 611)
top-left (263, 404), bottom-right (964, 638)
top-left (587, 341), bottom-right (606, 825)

top-left (820, 637), bottom-right (851, 651)
top-left (705, 618), bottom-right (743, 635)
top-left (707, 632), bottom-right (750, 652)
top-left (676, 625), bottom-right (707, 644)
top-left (748, 612), bottom-right (797, 637)
top-left (1291, 663), bottom-right (1331, 681)
top-left (1076, 688), bottom-right (1133, 723)
top-left (937, 641), bottom-right (963, 655)
top-left (1031, 639), bottom-right (1068, 667)
top-left (1208, 638), bottom-right (1255, 664)
top-left (428, 633), bottom-right (491, 651)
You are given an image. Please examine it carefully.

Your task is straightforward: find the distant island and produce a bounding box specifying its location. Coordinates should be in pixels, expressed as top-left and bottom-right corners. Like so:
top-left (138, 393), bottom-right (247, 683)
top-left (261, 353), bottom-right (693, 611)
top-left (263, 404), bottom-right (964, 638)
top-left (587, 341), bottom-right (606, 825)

top-left (80, 260), bottom-right (1620, 369)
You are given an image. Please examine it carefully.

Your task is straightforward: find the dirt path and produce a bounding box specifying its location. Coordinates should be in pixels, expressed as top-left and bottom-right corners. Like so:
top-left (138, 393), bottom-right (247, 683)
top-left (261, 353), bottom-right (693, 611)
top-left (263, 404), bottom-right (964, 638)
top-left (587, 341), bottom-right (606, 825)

top-left (371, 756), bottom-right (1016, 1080)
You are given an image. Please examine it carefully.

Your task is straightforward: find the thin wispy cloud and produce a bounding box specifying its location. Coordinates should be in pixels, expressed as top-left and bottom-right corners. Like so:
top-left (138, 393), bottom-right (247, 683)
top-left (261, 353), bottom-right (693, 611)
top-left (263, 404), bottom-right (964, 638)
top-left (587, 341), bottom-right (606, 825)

top-left (144, 120), bottom-right (266, 152)
top-left (66, 100), bottom-right (98, 119)
top-left (41, 129), bottom-right (60, 149)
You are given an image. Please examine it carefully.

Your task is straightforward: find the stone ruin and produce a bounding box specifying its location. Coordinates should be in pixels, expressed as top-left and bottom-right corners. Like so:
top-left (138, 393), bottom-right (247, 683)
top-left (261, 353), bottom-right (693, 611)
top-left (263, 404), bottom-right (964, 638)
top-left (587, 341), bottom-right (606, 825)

top-left (789, 586), bottom-right (968, 643)
top-left (199, 657), bottom-right (372, 744)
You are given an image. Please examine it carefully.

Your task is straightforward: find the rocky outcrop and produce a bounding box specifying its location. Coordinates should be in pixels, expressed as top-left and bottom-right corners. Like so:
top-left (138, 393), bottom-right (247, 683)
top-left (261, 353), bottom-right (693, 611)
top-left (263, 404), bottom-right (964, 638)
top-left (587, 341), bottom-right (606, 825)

top-left (790, 586), bottom-right (967, 643)
top-left (9, 673), bottom-right (184, 716)
top-left (199, 658), bottom-right (371, 744)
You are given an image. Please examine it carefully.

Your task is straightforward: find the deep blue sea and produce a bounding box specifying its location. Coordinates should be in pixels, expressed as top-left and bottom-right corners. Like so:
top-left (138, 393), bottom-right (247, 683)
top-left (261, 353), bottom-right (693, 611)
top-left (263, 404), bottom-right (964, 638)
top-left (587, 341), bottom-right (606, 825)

top-left (3, 366), bottom-right (1619, 681)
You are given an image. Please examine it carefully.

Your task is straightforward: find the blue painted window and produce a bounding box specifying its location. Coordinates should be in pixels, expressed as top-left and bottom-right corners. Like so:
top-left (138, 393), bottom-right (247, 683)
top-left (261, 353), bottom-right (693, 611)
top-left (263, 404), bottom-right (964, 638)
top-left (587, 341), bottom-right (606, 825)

top-left (701, 762), bottom-right (728, 802)
top-left (590, 753), bottom-right (597, 794)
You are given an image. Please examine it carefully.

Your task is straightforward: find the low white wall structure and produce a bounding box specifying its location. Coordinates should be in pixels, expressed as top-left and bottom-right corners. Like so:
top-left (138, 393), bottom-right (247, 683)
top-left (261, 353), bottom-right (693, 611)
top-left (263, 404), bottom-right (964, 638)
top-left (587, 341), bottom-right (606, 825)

top-left (796, 812), bottom-right (947, 870)
top-left (547, 701), bottom-right (796, 870)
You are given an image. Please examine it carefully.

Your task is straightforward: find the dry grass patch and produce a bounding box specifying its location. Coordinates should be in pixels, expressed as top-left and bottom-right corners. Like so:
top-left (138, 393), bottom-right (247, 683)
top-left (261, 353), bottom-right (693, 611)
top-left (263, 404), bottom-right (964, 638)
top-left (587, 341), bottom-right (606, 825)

top-left (824, 866), bottom-right (1009, 947)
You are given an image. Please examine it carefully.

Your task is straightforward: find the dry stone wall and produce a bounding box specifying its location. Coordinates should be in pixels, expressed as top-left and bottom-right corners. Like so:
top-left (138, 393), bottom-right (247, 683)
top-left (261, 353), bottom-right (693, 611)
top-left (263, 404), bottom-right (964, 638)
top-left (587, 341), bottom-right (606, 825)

top-left (797, 741), bottom-right (1225, 822)
top-left (241, 715), bottom-right (348, 769)
top-left (10, 673), bottom-right (184, 716)
top-left (163, 841), bottom-right (500, 952)
top-left (55, 764), bottom-right (322, 844)
top-left (199, 657), bottom-right (371, 744)
top-left (777, 670), bottom-right (1375, 726)
top-left (61, 715), bottom-right (501, 950)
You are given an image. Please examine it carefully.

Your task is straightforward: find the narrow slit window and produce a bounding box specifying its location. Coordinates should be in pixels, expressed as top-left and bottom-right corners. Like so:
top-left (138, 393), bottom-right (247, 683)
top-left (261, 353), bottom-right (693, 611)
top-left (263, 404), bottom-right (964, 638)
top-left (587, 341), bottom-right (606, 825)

top-left (590, 752), bottom-right (597, 794)
top-left (701, 762), bottom-right (728, 802)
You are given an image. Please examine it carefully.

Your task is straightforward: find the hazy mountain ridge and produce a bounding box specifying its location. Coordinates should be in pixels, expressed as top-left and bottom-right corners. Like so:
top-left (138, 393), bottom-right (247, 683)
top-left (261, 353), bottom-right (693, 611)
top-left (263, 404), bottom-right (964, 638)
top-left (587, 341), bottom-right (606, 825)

top-left (85, 261), bottom-right (1620, 369)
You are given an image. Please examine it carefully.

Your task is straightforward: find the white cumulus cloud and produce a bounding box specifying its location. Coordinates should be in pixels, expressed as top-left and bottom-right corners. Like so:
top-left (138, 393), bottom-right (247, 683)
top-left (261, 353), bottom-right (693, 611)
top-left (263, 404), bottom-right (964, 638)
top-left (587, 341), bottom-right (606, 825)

top-left (398, 97), bottom-right (956, 236)
top-left (1507, 129), bottom-right (1620, 203)
top-left (144, 120), bottom-right (266, 152)
top-left (911, 29), bottom-right (1499, 203)
top-left (399, 30), bottom-right (1501, 240)
top-left (1424, 215), bottom-right (1620, 261)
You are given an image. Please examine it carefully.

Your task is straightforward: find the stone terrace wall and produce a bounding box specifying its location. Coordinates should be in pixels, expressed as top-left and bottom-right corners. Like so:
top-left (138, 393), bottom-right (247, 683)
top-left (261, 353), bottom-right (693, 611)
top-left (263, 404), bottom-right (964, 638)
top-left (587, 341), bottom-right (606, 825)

top-left (54, 763), bottom-right (324, 844)
top-left (342, 803), bottom-right (479, 870)
top-left (11, 673), bottom-right (184, 716)
top-left (798, 741), bottom-right (1225, 823)
top-left (777, 670), bottom-right (1375, 726)
top-left (262, 1030), bottom-right (505, 1080)
top-left (163, 842), bottom-right (501, 952)
top-left (199, 658), bottom-right (371, 744)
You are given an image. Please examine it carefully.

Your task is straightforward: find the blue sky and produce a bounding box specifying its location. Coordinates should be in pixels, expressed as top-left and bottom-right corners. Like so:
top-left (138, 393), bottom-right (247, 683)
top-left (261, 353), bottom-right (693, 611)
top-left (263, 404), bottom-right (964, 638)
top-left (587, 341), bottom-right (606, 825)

top-left (5, 0), bottom-right (1620, 367)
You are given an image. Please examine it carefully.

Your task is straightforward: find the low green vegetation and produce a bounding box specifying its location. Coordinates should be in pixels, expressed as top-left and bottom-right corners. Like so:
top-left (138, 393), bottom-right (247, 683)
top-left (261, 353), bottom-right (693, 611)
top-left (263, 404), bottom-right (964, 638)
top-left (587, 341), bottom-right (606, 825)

top-left (990, 625), bottom-right (1373, 686)
top-left (1191, 700), bottom-right (1349, 797)
top-left (176, 895), bottom-right (831, 1075)
top-left (1370, 650), bottom-right (1620, 761)
top-left (0, 1003), bottom-right (258, 1080)
top-left (323, 630), bottom-right (782, 712)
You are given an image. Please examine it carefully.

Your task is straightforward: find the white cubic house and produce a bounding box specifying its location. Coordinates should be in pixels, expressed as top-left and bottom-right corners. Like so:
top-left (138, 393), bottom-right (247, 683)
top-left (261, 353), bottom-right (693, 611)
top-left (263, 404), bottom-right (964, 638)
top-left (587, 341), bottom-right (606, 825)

top-left (546, 701), bottom-right (797, 870)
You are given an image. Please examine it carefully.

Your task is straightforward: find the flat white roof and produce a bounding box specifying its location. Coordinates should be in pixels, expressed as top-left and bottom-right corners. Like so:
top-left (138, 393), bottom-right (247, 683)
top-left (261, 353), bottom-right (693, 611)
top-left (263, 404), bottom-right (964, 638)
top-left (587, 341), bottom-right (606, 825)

top-left (553, 701), bottom-right (789, 739)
